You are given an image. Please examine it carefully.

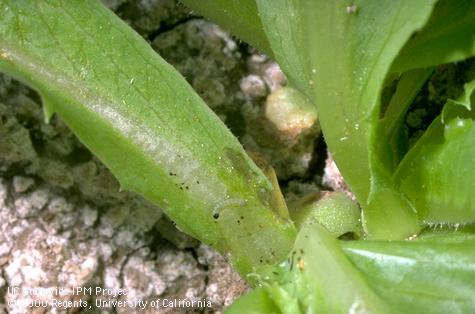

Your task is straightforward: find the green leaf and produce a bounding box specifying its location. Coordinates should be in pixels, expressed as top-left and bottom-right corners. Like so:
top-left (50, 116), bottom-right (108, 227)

top-left (394, 78), bottom-right (475, 224)
top-left (257, 0), bottom-right (436, 239)
top-left (0, 0), bottom-right (296, 275)
top-left (289, 191), bottom-right (363, 238)
top-left (224, 288), bottom-right (281, 314)
top-left (227, 222), bottom-right (390, 313)
top-left (442, 79), bottom-right (475, 120)
top-left (286, 223), bottom-right (388, 313)
top-left (342, 236), bottom-right (475, 313)
top-left (392, 0), bottom-right (475, 73)
top-left (380, 68), bottom-right (433, 168)
top-left (418, 228), bottom-right (475, 243)
top-left (179, 0), bottom-right (273, 57)
top-left (225, 285), bottom-right (299, 314)
top-left (255, 0), bottom-right (312, 97)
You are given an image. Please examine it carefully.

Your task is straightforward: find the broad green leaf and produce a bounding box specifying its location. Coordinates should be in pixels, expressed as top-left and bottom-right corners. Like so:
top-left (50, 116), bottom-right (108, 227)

top-left (180, 0), bottom-right (273, 57)
top-left (255, 0), bottom-right (311, 97)
top-left (342, 237), bottom-right (475, 313)
top-left (227, 222), bottom-right (390, 313)
top-left (392, 0), bottom-right (475, 72)
top-left (394, 79), bottom-right (475, 224)
top-left (0, 0), bottom-right (296, 275)
top-left (397, 116), bottom-right (475, 223)
top-left (257, 0), bottom-right (436, 239)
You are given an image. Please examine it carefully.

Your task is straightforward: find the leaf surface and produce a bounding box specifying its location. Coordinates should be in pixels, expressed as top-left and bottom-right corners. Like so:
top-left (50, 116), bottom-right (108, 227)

top-left (395, 79), bottom-right (475, 223)
top-left (342, 236), bottom-right (475, 313)
top-left (392, 0), bottom-right (475, 72)
top-left (225, 287), bottom-right (289, 314)
top-left (0, 0), bottom-right (295, 275)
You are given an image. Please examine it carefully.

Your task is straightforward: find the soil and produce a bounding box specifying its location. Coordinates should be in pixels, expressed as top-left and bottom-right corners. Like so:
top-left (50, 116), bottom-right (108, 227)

top-left (0, 1), bottom-right (343, 313)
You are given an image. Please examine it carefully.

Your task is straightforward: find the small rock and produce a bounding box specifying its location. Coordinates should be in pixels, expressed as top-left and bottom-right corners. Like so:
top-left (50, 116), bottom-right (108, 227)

top-left (12, 176), bottom-right (34, 193)
top-left (0, 242), bottom-right (11, 257)
top-left (122, 255), bottom-right (167, 300)
top-left (240, 75), bottom-right (267, 98)
top-left (265, 87), bottom-right (318, 139)
top-left (97, 242), bottom-right (114, 261)
top-left (114, 229), bottom-right (136, 248)
top-left (81, 206), bottom-right (98, 227)
top-left (59, 255), bottom-right (98, 286)
top-left (263, 63), bottom-right (287, 91)
top-left (5, 249), bottom-right (48, 287)
top-left (47, 196), bottom-right (73, 213)
top-left (322, 153), bottom-right (355, 200)
top-left (0, 178), bottom-right (7, 207)
top-left (103, 266), bottom-right (121, 290)
top-left (14, 190), bottom-right (49, 218)
top-left (197, 245), bottom-right (248, 308)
